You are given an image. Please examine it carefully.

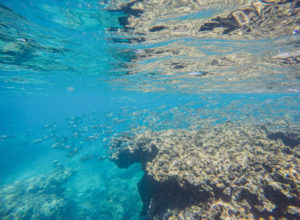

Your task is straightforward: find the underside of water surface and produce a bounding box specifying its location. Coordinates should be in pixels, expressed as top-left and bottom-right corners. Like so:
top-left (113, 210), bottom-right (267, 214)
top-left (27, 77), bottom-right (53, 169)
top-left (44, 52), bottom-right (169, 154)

top-left (0, 0), bottom-right (299, 219)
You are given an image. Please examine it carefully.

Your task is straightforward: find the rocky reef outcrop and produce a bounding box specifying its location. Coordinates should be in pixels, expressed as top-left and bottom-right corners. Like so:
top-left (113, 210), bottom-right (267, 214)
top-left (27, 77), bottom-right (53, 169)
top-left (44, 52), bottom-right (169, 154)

top-left (109, 122), bottom-right (300, 219)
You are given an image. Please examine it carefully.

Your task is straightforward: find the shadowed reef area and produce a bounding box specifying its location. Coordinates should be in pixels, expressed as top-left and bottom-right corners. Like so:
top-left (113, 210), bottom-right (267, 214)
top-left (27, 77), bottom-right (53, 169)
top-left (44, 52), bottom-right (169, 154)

top-left (109, 122), bottom-right (300, 219)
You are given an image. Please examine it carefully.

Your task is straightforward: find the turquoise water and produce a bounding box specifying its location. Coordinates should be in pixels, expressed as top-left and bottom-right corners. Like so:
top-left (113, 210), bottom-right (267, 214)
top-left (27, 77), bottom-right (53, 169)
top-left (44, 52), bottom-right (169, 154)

top-left (0, 0), bottom-right (299, 219)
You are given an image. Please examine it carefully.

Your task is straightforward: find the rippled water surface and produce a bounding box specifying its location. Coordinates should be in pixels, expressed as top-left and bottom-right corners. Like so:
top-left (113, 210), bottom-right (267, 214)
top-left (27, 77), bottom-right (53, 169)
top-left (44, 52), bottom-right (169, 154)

top-left (0, 0), bottom-right (299, 219)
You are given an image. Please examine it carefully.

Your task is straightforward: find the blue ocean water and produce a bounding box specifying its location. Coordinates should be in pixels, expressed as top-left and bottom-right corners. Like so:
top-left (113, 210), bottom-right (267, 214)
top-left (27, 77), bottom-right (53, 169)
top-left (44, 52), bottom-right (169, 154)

top-left (0, 0), bottom-right (299, 219)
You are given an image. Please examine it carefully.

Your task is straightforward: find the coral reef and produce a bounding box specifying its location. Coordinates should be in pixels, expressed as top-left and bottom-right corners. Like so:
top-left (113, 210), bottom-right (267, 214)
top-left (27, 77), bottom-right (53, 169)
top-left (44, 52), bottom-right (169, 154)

top-left (109, 122), bottom-right (300, 219)
top-left (0, 167), bottom-right (74, 220)
top-left (0, 159), bottom-right (143, 220)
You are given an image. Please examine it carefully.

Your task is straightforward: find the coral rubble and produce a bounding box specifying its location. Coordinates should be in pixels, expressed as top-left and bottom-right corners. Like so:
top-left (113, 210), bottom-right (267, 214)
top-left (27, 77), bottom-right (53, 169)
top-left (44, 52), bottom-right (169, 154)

top-left (109, 122), bottom-right (300, 219)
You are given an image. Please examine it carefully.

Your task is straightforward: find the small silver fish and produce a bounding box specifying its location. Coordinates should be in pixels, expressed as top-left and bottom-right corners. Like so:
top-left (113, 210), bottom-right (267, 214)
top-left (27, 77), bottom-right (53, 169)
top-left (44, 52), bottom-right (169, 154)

top-left (51, 143), bottom-right (59, 148)
top-left (32, 138), bottom-right (43, 143)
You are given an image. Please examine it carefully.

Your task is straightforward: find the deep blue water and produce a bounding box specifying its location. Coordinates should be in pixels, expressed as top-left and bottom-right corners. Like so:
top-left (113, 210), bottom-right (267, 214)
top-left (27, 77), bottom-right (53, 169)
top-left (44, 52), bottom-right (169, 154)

top-left (0, 0), bottom-right (299, 219)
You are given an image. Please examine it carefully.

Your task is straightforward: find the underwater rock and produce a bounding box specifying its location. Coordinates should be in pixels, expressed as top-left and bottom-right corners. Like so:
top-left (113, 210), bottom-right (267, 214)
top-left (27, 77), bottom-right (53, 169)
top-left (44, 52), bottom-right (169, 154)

top-left (109, 122), bottom-right (300, 219)
top-left (0, 168), bottom-right (75, 219)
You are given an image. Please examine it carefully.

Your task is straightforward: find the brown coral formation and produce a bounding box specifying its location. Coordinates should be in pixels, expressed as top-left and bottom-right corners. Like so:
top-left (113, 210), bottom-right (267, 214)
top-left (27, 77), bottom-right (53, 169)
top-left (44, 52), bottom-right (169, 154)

top-left (109, 122), bottom-right (300, 219)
